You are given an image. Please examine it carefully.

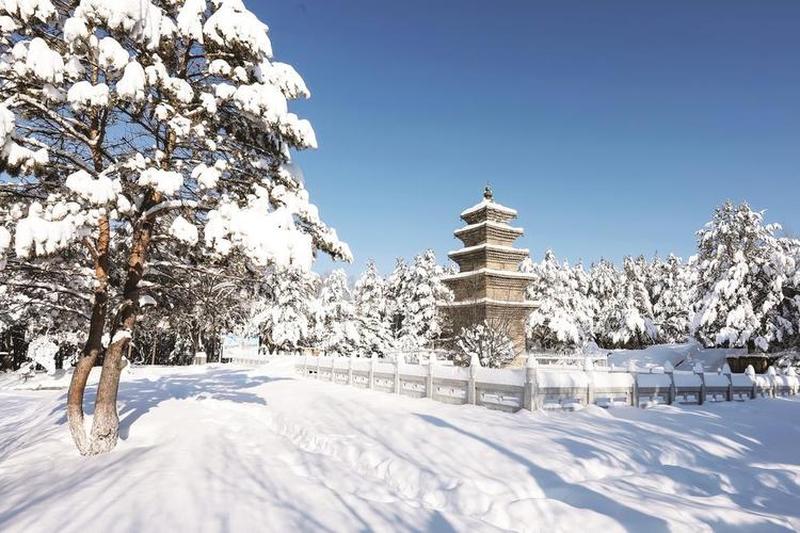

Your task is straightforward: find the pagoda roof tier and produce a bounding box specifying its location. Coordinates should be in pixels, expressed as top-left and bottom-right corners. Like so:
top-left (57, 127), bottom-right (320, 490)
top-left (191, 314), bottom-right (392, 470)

top-left (460, 199), bottom-right (518, 225)
top-left (439, 297), bottom-right (537, 308)
top-left (442, 271), bottom-right (533, 303)
top-left (453, 220), bottom-right (524, 247)
top-left (448, 244), bottom-right (529, 272)
top-left (441, 267), bottom-right (534, 281)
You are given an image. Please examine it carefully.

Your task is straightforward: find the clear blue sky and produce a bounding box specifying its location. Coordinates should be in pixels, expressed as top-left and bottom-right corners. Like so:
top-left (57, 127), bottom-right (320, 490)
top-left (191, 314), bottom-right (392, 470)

top-left (251, 1), bottom-right (800, 276)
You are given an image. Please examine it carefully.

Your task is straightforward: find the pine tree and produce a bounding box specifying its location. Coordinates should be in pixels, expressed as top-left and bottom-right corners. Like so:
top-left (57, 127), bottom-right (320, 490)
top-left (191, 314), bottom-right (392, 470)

top-left (525, 250), bottom-right (593, 352)
top-left (353, 261), bottom-right (392, 356)
top-left (385, 258), bottom-right (410, 341)
top-left (587, 259), bottom-right (618, 346)
top-left (396, 249), bottom-right (453, 351)
top-left (0, 0), bottom-right (349, 454)
top-left (250, 266), bottom-right (319, 353)
top-left (624, 256), bottom-right (656, 328)
top-left (590, 258), bottom-right (656, 349)
top-left (771, 238), bottom-right (800, 350)
top-left (692, 202), bottom-right (790, 351)
top-left (653, 254), bottom-right (692, 343)
top-left (313, 270), bottom-right (360, 356)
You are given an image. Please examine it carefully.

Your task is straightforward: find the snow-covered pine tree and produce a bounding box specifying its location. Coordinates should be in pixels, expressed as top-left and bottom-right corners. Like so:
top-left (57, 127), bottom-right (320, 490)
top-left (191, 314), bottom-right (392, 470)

top-left (692, 202), bottom-right (792, 352)
top-left (249, 265), bottom-right (318, 354)
top-left (138, 241), bottom-right (266, 364)
top-left (590, 258), bottom-right (656, 349)
top-left (0, 244), bottom-right (92, 365)
top-left (385, 258), bottom-right (410, 340)
top-left (596, 284), bottom-right (657, 349)
top-left (652, 254), bottom-right (692, 343)
top-left (770, 237), bottom-right (800, 350)
top-left (624, 255), bottom-right (656, 329)
top-left (313, 269), bottom-right (360, 356)
top-left (525, 250), bottom-right (593, 353)
top-left (353, 260), bottom-right (392, 357)
top-left (0, 0), bottom-right (349, 454)
top-left (587, 259), bottom-right (618, 346)
top-left (396, 249), bottom-right (453, 351)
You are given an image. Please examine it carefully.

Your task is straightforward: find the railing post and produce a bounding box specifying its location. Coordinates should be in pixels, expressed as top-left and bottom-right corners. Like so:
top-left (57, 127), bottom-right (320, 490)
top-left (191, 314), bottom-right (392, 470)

top-left (468, 353), bottom-right (480, 405)
top-left (524, 355), bottom-right (537, 411)
top-left (788, 367), bottom-right (798, 396)
top-left (695, 362), bottom-right (705, 405)
top-left (426, 353), bottom-right (435, 399)
top-left (348, 355), bottom-right (354, 385)
top-left (767, 366), bottom-right (777, 398)
top-left (330, 354), bottom-right (336, 382)
top-left (369, 353), bottom-right (376, 390)
top-left (584, 356), bottom-right (594, 407)
top-left (668, 370), bottom-right (676, 406)
top-left (745, 365), bottom-right (756, 399)
top-left (302, 354), bottom-right (308, 376)
top-left (722, 363), bottom-right (732, 401)
top-left (316, 353), bottom-right (322, 379)
top-left (629, 361), bottom-right (639, 407)
top-left (394, 353), bottom-right (403, 395)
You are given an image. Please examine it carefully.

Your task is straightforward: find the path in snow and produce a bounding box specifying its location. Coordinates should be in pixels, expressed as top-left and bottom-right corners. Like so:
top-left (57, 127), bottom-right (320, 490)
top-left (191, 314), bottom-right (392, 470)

top-left (1, 362), bottom-right (799, 532)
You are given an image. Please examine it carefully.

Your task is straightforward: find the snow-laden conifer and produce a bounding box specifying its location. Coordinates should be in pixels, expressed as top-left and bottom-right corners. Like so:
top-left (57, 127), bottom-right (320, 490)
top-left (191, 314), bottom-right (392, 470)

top-left (653, 254), bottom-right (693, 343)
top-left (313, 269), bottom-right (360, 356)
top-left (591, 258), bottom-right (656, 349)
top-left (353, 260), bottom-right (392, 356)
top-left (692, 202), bottom-right (792, 351)
top-left (0, 0), bottom-right (349, 454)
top-left (525, 250), bottom-right (593, 352)
top-left (248, 266), bottom-right (318, 353)
top-left (395, 249), bottom-right (453, 352)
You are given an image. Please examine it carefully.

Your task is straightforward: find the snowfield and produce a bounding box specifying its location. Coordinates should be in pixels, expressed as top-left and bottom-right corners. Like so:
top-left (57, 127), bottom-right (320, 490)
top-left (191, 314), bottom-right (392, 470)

top-left (2, 361), bottom-right (800, 532)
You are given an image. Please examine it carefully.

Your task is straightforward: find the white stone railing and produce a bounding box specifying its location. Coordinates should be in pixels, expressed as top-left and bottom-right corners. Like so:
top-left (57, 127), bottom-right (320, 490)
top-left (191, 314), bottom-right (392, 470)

top-left (217, 352), bottom-right (800, 413)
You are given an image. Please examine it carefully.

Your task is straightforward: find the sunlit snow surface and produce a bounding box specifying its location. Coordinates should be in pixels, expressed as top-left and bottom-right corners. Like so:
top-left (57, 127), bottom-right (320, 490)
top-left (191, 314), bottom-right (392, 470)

top-left (1, 361), bottom-right (799, 532)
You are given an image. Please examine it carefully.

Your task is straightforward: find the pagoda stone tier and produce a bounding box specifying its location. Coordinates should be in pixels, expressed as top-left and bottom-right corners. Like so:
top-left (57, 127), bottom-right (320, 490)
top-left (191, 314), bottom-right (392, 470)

top-left (440, 187), bottom-right (535, 358)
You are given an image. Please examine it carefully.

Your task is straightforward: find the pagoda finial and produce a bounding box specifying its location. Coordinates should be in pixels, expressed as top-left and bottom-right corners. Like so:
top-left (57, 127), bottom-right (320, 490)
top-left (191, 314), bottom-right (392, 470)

top-left (483, 184), bottom-right (493, 201)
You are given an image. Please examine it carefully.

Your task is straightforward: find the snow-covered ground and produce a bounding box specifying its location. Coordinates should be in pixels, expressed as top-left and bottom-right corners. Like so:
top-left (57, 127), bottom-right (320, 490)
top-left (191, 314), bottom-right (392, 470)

top-left (607, 341), bottom-right (745, 371)
top-left (1, 361), bottom-right (799, 532)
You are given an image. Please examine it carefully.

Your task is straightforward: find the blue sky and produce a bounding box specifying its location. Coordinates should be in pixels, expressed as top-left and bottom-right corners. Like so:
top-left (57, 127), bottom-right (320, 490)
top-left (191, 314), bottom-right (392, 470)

top-left (251, 1), bottom-right (800, 276)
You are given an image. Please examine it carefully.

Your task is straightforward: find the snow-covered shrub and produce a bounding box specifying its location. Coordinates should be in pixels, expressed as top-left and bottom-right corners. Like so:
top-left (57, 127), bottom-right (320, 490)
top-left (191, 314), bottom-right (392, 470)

top-left (453, 321), bottom-right (515, 368)
top-left (25, 336), bottom-right (59, 375)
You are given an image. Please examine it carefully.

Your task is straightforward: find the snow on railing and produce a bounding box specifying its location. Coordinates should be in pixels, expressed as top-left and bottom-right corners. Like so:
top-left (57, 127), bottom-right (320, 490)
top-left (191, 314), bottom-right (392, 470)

top-left (214, 351), bottom-right (799, 414)
top-left (528, 353), bottom-right (609, 369)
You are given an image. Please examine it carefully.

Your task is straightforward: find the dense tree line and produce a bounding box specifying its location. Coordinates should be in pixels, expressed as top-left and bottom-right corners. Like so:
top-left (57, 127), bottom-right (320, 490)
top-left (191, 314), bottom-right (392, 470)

top-left (524, 202), bottom-right (800, 354)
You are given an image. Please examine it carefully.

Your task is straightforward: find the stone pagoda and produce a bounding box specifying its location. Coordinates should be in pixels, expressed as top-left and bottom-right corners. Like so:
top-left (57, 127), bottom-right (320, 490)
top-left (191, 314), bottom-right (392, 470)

top-left (440, 186), bottom-right (535, 357)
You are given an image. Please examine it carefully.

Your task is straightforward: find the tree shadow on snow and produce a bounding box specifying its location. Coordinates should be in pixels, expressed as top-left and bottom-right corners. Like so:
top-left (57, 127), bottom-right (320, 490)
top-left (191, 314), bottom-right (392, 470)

top-left (411, 404), bottom-right (799, 532)
top-left (415, 413), bottom-right (672, 533)
top-left (50, 367), bottom-right (288, 441)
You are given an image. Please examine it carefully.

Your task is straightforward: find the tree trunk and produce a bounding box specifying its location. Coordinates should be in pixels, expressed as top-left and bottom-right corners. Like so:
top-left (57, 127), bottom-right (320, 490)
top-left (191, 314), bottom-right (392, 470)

top-left (67, 216), bottom-right (110, 456)
top-left (68, 78), bottom-right (114, 455)
top-left (88, 212), bottom-right (155, 455)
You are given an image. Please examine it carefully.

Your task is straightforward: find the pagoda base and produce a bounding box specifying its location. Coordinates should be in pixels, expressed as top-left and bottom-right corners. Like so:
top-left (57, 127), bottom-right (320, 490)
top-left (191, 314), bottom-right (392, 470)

top-left (440, 301), bottom-right (535, 357)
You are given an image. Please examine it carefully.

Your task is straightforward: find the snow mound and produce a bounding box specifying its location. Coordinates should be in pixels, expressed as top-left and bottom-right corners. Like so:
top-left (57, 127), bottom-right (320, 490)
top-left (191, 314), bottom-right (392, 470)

top-left (607, 341), bottom-right (746, 371)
